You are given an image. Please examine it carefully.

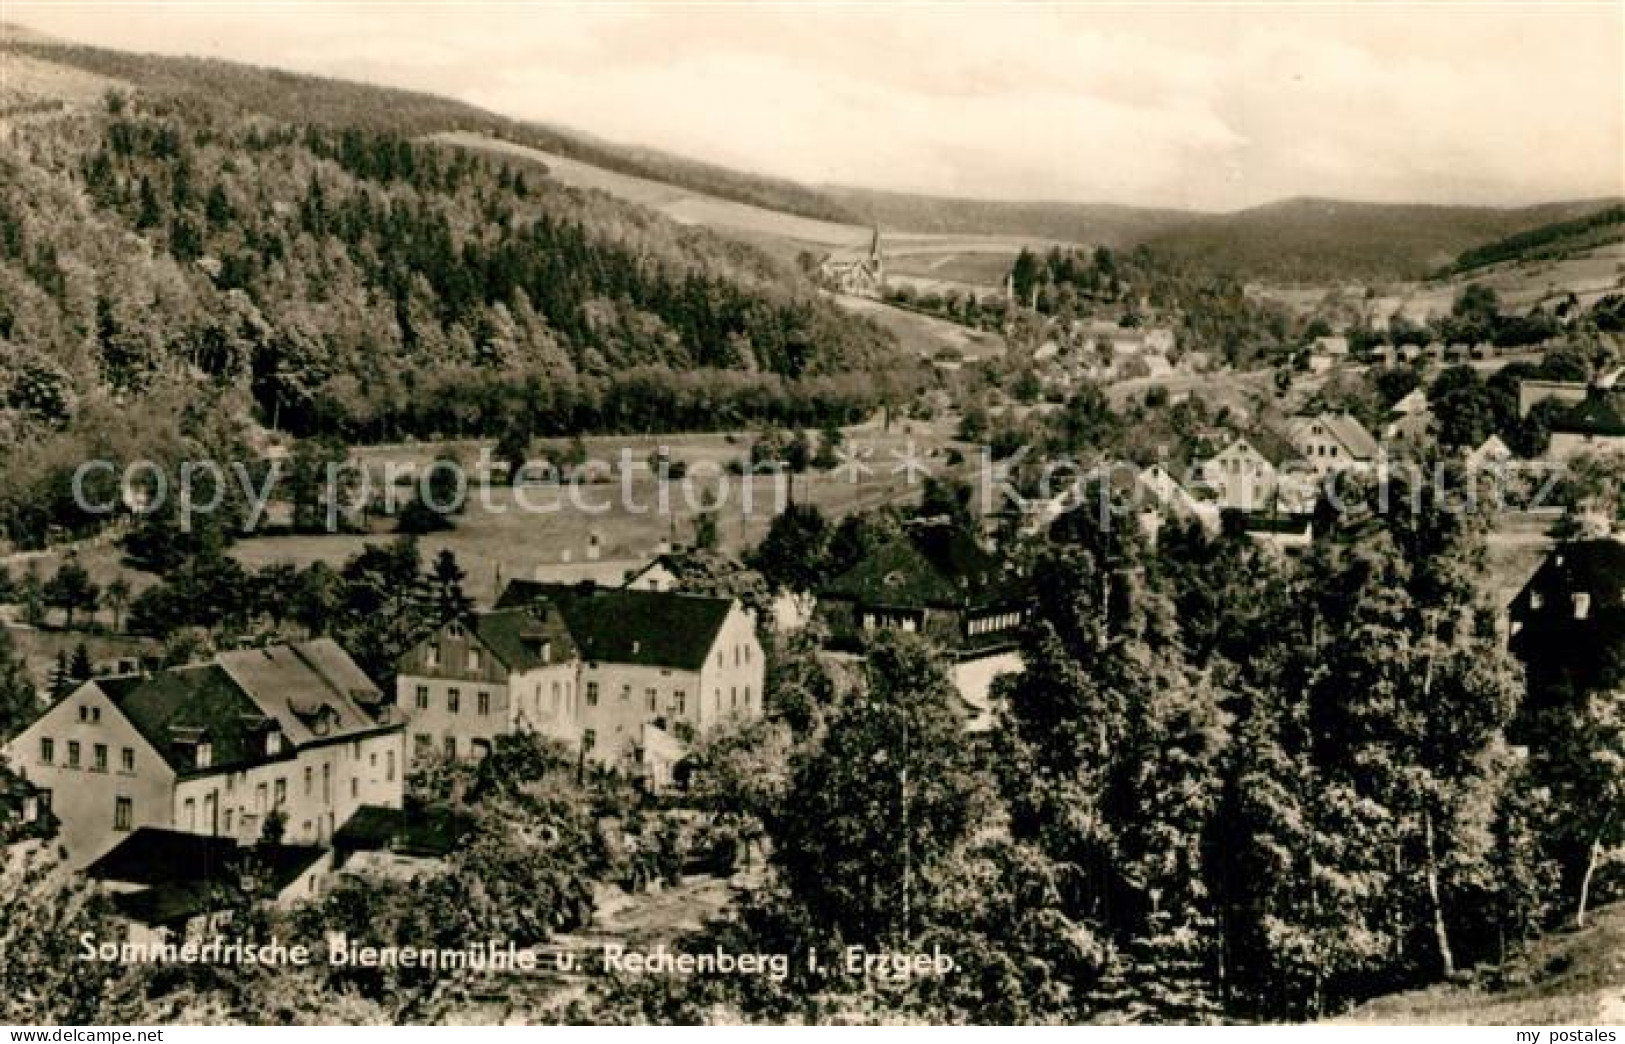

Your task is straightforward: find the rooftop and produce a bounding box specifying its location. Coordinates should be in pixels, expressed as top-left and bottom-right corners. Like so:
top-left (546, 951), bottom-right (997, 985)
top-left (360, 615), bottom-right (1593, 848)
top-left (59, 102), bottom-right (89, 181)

top-left (496, 581), bottom-right (735, 671)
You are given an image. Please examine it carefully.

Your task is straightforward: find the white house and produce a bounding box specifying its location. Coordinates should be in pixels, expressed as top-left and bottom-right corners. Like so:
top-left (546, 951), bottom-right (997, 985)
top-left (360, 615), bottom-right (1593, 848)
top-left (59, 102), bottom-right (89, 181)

top-left (2, 641), bottom-right (405, 867)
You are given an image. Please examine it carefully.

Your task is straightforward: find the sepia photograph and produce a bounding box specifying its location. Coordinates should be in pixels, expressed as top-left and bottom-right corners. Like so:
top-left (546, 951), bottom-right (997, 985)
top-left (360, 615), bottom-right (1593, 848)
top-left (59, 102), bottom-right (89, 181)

top-left (0, 0), bottom-right (1622, 1030)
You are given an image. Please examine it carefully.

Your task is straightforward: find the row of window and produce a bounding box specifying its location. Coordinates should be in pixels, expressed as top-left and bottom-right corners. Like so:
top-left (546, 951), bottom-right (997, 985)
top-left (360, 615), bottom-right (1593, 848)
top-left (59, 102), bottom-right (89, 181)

top-left (414, 685), bottom-right (494, 715)
top-left (583, 682), bottom-right (690, 715)
top-left (425, 629), bottom-right (558, 671)
top-left (967, 611), bottom-right (1024, 637)
top-left (715, 643), bottom-right (754, 670)
top-left (180, 752), bottom-right (395, 835)
top-left (40, 738), bottom-right (134, 774)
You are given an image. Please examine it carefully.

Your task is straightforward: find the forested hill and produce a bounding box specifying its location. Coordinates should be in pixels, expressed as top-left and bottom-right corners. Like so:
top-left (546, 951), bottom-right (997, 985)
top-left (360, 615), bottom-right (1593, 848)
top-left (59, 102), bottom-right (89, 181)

top-left (1442, 202), bottom-right (1625, 276)
top-left (0, 38), bottom-right (902, 548)
top-left (830, 185), bottom-right (1620, 283)
top-left (1, 35), bottom-right (864, 224)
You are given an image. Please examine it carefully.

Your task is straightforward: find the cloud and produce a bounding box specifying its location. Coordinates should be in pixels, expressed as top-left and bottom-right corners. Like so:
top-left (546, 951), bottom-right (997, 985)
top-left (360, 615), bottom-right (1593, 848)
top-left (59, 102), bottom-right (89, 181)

top-left (9, 2), bottom-right (1621, 209)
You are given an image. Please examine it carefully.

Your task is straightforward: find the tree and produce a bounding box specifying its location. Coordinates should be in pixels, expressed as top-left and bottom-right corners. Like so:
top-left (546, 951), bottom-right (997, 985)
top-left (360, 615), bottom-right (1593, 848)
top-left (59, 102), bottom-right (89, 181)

top-left (17, 565), bottom-right (45, 627)
top-left (693, 510), bottom-right (720, 552)
top-left (69, 642), bottom-right (93, 683)
top-left (749, 503), bottom-right (829, 595)
top-left (43, 560), bottom-right (99, 629)
top-left (494, 414), bottom-right (533, 485)
top-left (425, 549), bottom-right (473, 625)
top-left (773, 632), bottom-right (987, 946)
top-left (104, 576), bottom-right (131, 633)
top-left (0, 629), bottom-right (38, 741)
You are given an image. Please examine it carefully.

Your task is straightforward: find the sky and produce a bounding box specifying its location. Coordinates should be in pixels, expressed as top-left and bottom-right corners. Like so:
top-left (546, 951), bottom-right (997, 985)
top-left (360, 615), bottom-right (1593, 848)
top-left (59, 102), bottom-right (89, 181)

top-left (5, 1), bottom-right (1623, 211)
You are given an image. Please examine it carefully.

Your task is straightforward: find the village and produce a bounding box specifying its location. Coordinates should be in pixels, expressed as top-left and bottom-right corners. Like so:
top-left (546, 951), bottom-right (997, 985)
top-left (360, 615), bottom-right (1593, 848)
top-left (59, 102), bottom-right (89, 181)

top-left (3, 253), bottom-right (1623, 964)
top-left (1, 9), bottom-right (1624, 1023)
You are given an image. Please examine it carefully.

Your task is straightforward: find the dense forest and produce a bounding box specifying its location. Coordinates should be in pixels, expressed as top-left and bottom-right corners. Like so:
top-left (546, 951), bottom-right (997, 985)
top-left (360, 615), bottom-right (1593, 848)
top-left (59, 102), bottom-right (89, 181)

top-left (1444, 204), bottom-right (1625, 276)
top-left (0, 45), bottom-right (912, 548)
top-left (6, 40), bottom-right (864, 224)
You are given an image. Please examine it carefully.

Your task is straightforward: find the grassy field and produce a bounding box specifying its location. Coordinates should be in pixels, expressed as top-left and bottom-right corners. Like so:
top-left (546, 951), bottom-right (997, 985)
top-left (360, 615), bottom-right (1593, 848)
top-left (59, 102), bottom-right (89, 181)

top-left (232, 425), bottom-right (968, 604)
top-left (829, 294), bottom-right (1005, 362)
top-left (1339, 901), bottom-right (1625, 1025)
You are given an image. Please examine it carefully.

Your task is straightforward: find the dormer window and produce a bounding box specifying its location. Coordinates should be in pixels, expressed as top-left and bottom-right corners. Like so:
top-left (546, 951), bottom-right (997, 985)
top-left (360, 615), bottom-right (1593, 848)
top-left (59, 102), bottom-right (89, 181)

top-left (425, 645), bottom-right (440, 668)
top-left (1575, 592), bottom-right (1592, 619)
top-left (196, 742), bottom-right (213, 769)
top-left (265, 732), bottom-right (284, 757)
top-left (446, 622), bottom-right (466, 640)
top-left (541, 641), bottom-right (552, 663)
top-left (1530, 592), bottom-right (1544, 611)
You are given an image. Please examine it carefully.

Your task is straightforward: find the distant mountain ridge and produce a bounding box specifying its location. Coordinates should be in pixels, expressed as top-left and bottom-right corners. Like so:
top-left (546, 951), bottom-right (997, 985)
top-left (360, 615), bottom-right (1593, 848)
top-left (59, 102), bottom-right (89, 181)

top-left (4, 25), bottom-right (1619, 287)
top-left (831, 187), bottom-right (1625, 282)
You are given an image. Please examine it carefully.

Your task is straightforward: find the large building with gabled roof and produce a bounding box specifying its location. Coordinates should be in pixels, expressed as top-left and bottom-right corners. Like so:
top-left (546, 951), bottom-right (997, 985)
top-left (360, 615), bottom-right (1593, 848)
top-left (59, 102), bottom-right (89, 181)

top-left (395, 603), bottom-right (580, 763)
top-left (493, 581), bottom-right (763, 783)
top-left (1, 639), bottom-right (405, 866)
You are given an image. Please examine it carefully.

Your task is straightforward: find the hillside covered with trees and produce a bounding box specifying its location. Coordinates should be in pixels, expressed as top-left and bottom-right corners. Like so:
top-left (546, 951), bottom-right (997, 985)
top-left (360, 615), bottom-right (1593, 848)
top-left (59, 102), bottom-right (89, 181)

top-left (0, 40), bottom-right (909, 549)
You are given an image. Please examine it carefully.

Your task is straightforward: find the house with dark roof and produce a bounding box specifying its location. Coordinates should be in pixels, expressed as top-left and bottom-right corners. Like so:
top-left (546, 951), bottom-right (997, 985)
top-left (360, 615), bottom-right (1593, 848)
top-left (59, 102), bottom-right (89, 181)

top-left (1, 640), bottom-right (404, 866)
top-left (815, 522), bottom-right (1032, 730)
top-left (331, 803), bottom-right (468, 880)
top-left (85, 827), bottom-right (330, 944)
top-left (396, 604), bottom-right (579, 765)
top-left (818, 523), bottom-right (1030, 653)
top-left (1547, 392), bottom-right (1625, 461)
top-left (495, 581), bottom-right (764, 784)
top-left (1509, 539), bottom-right (1625, 693)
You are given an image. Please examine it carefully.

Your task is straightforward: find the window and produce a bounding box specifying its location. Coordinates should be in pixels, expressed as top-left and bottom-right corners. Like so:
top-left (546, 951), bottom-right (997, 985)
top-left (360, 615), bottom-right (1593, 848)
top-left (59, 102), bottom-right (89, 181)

top-left (444, 736), bottom-right (456, 760)
top-left (67, 741), bottom-right (80, 768)
top-left (541, 641), bottom-right (552, 663)
top-left (183, 797), bottom-right (196, 830)
top-left (477, 691), bottom-right (491, 716)
top-left (274, 778), bottom-right (287, 807)
top-left (223, 808), bottom-right (234, 834)
top-left (448, 688), bottom-right (461, 713)
top-left (93, 744), bottom-right (107, 773)
top-left (467, 648), bottom-right (482, 671)
top-left (414, 734), bottom-right (432, 758)
top-left (621, 684), bottom-right (631, 703)
top-left (114, 797), bottom-right (132, 832)
top-left (425, 644), bottom-right (440, 668)
top-left (322, 763), bottom-right (331, 802)
top-left (586, 682), bottom-right (599, 707)
top-left (255, 783), bottom-right (268, 812)
top-left (350, 777), bottom-right (358, 799)
top-left (415, 685), bottom-right (429, 710)
top-left (386, 750), bottom-right (396, 782)
top-left (1576, 592), bottom-right (1593, 619)
top-left (121, 747), bottom-right (134, 774)
top-left (195, 742), bottom-right (212, 769)
top-left (266, 732), bottom-right (283, 756)
top-left (674, 691), bottom-right (686, 715)
top-left (646, 688), bottom-right (658, 712)
top-left (304, 766), bottom-right (313, 796)
top-left (583, 729), bottom-right (596, 752)
top-left (40, 738), bottom-right (53, 765)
